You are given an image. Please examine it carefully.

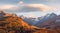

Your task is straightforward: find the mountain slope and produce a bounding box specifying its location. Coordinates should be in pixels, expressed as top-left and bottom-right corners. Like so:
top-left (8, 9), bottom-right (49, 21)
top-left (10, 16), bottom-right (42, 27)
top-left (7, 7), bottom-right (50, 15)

top-left (0, 11), bottom-right (59, 33)
top-left (0, 11), bottom-right (35, 33)
top-left (35, 13), bottom-right (57, 27)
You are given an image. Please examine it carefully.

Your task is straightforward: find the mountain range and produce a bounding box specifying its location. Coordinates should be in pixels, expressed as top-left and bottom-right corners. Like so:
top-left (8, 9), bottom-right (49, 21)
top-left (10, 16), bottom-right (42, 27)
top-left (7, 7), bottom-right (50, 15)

top-left (22, 13), bottom-right (60, 29)
top-left (0, 11), bottom-right (60, 33)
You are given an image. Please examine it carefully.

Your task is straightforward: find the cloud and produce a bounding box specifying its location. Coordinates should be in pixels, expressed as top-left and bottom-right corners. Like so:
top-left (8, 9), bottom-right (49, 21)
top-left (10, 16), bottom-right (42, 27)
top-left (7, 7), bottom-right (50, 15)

top-left (3, 4), bottom-right (56, 13)
top-left (18, 1), bottom-right (24, 4)
top-left (0, 0), bottom-right (57, 13)
top-left (0, 4), bottom-right (15, 9)
top-left (0, 1), bottom-right (57, 13)
top-left (28, 14), bottom-right (35, 18)
top-left (15, 4), bottom-right (52, 12)
top-left (24, 4), bottom-right (51, 11)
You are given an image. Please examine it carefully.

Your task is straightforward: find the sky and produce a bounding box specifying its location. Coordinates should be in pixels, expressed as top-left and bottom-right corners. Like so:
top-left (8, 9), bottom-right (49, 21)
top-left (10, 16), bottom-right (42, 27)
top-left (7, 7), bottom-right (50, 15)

top-left (0, 0), bottom-right (60, 17)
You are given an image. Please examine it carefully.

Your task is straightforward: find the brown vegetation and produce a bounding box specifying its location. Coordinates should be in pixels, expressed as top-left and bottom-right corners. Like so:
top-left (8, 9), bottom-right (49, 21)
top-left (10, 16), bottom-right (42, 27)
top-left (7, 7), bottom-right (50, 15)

top-left (0, 11), bottom-right (60, 33)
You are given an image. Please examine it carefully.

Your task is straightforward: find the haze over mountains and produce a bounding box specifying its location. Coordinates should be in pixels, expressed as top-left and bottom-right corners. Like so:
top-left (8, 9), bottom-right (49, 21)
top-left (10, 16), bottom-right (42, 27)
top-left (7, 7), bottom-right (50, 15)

top-left (21, 13), bottom-right (60, 29)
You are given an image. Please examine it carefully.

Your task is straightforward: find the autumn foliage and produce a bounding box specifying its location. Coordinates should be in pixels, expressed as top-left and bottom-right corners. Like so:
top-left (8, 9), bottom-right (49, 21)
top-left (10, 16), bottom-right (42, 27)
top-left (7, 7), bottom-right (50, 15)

top-left (0, 11), bottom-right (60, 33)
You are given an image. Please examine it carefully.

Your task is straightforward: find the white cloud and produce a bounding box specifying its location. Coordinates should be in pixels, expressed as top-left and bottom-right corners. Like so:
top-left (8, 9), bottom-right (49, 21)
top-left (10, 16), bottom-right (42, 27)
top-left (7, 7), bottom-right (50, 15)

top-left (4, 4), bottom-right (57, 13)
top-left (0, 1), bottom-right (57, 13)
top-left (19, 1), bottom-right (24, 4)
top-left (0, 4), bottom-right (15, 9)
top-left (18, 1), bottom-right (24, 6)
top-left (15, 4), bottom-right (55, 12)
top-left (25, 4), bottom-right (51, 11)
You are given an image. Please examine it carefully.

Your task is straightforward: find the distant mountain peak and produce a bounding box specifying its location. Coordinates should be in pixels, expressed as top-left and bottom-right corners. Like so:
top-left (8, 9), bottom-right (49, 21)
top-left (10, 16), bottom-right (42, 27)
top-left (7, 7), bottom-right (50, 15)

top-left (49, 13), bottom-right (57, 16)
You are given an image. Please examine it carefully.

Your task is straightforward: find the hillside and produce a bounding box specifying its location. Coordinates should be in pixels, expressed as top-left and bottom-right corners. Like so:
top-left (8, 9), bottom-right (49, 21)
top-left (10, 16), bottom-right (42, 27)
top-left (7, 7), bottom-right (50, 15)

top-left (0, 11), bottom-right (59, 33)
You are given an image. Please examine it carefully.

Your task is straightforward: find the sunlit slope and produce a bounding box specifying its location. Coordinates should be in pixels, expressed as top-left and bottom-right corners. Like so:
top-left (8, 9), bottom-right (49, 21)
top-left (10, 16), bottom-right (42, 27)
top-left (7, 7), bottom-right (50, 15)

top-left (0, 11), bottom-right (59, 33)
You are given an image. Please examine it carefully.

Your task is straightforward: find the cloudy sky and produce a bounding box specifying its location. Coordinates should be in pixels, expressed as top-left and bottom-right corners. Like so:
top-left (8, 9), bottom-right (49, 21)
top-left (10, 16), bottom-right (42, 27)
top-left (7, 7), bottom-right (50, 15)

top-left (0, 0), bottom-right (60, 17)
